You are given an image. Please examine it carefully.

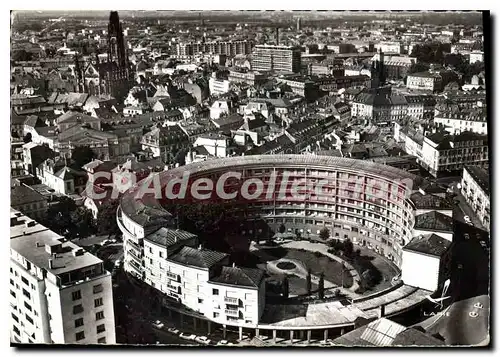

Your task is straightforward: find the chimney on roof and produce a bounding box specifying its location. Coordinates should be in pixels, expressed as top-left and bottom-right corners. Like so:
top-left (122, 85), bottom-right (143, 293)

top-left (48, 259), bottom-right (54, 269)
top-left (232, 262), bottom-right (236, 268)
top-left (198, 244), bottom-right (202, 250)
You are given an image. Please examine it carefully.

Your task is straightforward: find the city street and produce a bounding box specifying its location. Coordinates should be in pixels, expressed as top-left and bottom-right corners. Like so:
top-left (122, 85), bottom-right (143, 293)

top-left (449, 182), bottom-right (487, 230)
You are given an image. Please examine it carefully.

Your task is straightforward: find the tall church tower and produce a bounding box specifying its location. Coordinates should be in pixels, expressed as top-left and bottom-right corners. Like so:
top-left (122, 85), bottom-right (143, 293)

top-left (107, 11), bottom-right (128, 69)
top-left (99, 11), bottom-right (134, 102)
top-left (370, 48), bottom-right (386, 88)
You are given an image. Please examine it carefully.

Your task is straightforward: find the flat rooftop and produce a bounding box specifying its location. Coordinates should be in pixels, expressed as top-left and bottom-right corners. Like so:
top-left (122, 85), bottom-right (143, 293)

top-left (10, 209), bottom-right (103, 276)
top-left (259, 284), bottom-right (430, 329)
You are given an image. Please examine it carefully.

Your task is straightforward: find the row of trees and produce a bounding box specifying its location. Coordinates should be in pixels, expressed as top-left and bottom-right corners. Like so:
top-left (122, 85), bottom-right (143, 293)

top-left (281, 269), bottom-right (327, 300)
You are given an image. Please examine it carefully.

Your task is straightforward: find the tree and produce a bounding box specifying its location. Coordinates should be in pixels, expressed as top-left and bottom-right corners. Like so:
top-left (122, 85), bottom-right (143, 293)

top-left (96, 200), bottom-right (120, 236)
top-left (343, 239), bottom-right (354, 257)
top-left (306, 269), bottom-right (312, 295)
top-left (408, 62), bottom-right (430, 74)
top-left (318, 272), bottom-right (325, 299)
top-left (319, 227), bottom-right (330, 241)
top-left (278, 223), bottom-right (286, 234)
top-left (282, 276), bottom-right (289, 299)
top-left (12, 49), bottom-right (33, 62)
top-left (71, 207), bottom-right (95, 238)
top-left (71, 145), bottom-right (97, 169)
top-left (23, 133), bottom-right (32, 144)
top-left (42, 196), bottom-right (95, 238)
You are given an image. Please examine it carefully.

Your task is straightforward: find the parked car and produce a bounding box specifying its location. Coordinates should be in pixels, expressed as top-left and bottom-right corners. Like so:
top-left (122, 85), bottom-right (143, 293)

top-left (195, 336), bottom-right (211, 344)
top-left (152, 320), bottom-right (164, 329)
top-left (464, 216), bottom-right (472, 224)
top-left (217, 340), bottom-right (229, 346)
top-left (180, 333), bottom-right (196, 340)
top-left (167, 327), bottom-right (180, 335)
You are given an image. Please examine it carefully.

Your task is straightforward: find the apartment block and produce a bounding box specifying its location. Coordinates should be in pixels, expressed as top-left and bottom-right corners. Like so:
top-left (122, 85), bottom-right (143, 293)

top-left (10, 209), bottom-right (116, 344)
top-left (251, 45), bottom-right (301, 73)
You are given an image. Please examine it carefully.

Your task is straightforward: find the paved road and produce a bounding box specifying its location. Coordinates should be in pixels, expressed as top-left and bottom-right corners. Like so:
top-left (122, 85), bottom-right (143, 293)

top-left (449, 183), bottom-right (487, 230)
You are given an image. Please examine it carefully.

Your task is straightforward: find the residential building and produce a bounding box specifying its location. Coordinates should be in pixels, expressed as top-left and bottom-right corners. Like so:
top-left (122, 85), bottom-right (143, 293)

top-left (175, 40), bottom-right (254, 57)
top-left (406, 70), bottom-right (458, 93)
top-left (140, 125), bottom-right (190, 162)
top-left (401, 234), bottom-right (451, 292)
top-left (209, 75), bottom-right (231, 96)
top-left (10, 209), bottom-right (116, 344)
top-left (193, 134), bottom-right (232, 158)
top-left (228, 70), bottom-right (267, 86)
top-left (36, 157), bottom-right (87, 195)
top-left (210, 100), bottom-right (237, 120)
top-left (11, 184), bottom-right (48, 221)
top-left (374, 42), bottom-right (403, 54)
top-left (433, 108), bottom-right (487, 135)
top-left (420, 131), bottom-right (489, 177)
top-left (469, 51), bottom-right (484, 64)
top-left (461, 166), bottom-right (490, 230)
top-left (251, 45), bottom-right (301, 73)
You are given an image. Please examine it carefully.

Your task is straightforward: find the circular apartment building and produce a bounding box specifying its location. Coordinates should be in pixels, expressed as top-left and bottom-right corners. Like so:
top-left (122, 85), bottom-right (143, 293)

top-left (117, 155), bottom-right (432, 340)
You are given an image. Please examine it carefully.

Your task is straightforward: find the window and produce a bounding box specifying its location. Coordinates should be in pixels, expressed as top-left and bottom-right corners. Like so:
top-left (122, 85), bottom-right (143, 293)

top-left (73, 304), bottom-right (84, 314)
top-left (93, 284), bottom-right (103, 294)
top-left (213, 312), bottom-right (220, 318)
top-left (22, 288), bottom-right (30, 299)
top-left (159, 251), bottom-right (164, 258)
top-left (72, 290), bottom-right (82, 301)
top-left (213, 289), bottom-right (219, 295)
top-left (97, 337), bottom-right (106, 344)
top-left (75, 318), bottom-right (84, 328)
top-left (10, 279), bottom-right (14, 286)
top-left (21, 276), bottom-right (29, 286)
top-left (198, 298), bottom-right (203, 304)
top-left (13, 326), bottom-right (20, 336)
top-left (94, 298), bottom-right (103, 308)
top-left (96, 311), bottom-right (104, 320)
top-left (75, 331), bottom-right (85, 341)
top-left (25, 314), bottom-right (33, 325)
top-left (97, 324), bottom-right (106, 333)
top-left (24, 301), bottom-right (32, 312)
top-left (11, 313), bottom-right (19, 323)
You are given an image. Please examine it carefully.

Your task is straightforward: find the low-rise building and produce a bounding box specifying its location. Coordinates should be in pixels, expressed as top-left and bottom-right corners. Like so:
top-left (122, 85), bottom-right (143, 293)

top-left (209, 75), bottom-right (231, 97)
top-left (36, 157), bottom-right (87, 195)
top-left (433, 108), bottom-right (487, 135)
top-left (401, 233), bottom-right (451, 292)
top-left (420, 131), bottom-right (489, 177)
top-left (11, 184), bottom-right (48, 221)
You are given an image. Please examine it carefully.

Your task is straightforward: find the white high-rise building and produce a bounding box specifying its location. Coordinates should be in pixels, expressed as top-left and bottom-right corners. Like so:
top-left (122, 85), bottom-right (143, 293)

top-left (10, 208), bottom-right (116, 344)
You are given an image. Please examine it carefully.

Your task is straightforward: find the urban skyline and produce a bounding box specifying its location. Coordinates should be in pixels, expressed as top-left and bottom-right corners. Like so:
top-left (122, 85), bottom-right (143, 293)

top-left (10, 9), bottom-right (490, 348)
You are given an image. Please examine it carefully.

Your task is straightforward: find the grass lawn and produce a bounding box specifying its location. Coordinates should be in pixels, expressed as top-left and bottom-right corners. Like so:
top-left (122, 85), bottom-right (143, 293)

top-left (262, 248), bottom-right (353, 288)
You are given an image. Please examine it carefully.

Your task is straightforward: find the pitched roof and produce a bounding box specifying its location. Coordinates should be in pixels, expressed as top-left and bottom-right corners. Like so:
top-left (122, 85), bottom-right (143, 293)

top-left (57, 111), bottom-right (99, 125)
top-left (168, 246), bottom-right (228, 269)
top-left (11, 184), bottom-right (47, 206)
top-left (210, 266), bottom-right (265, 288)
top-left (146, 227), bottom-right (197, 247)
top-left (404, 233), bottom-right (451, 257)
top-left (414, 211), bottom-right (454, 232)
top-left (392, 328), bottom-right (445, 346)
top-left (410, 192), bottom-right (452, 210)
